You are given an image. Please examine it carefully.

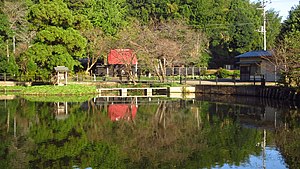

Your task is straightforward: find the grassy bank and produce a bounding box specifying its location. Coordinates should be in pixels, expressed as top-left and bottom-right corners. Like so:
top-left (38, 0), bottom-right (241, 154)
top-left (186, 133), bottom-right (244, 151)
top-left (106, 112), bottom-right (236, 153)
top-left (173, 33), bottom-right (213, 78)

top-left (0, 82), bottom-right (187, 95)
top-left (0, 85), bottom-right (97, 95)
top-left (21, 94), bottom-right (95, 102)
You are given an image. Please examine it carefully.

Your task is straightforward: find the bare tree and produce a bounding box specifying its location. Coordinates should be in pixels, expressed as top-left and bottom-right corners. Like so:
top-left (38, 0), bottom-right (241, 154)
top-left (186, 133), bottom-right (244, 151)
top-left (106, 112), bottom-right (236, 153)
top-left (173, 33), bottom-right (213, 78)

top-left (2, 0), bottom-right (27, 56)
top-left (132, 20), bottom-right (208, 82)
top-left (267, 32), bottom-right (300, 86)
top-left (82, 28), bottom-right (112, 74)
top-left (114, 20), bottom-right (208, 83)
top-left (110, 23), bottom-right (142, 84)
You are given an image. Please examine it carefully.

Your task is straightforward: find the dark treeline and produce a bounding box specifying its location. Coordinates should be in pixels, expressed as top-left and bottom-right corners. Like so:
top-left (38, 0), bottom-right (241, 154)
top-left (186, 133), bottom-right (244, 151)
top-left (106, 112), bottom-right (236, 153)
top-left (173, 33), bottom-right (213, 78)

top-left (0, 0), bottom-right (299, 82)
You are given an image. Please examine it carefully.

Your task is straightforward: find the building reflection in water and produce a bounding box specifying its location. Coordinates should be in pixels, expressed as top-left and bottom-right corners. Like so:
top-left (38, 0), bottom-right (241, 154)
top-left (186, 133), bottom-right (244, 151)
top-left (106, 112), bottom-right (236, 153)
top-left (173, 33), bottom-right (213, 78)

top-left (55, 102), bottom-right (69, 120)
top-left (108, 104), bottom-right (137, 121)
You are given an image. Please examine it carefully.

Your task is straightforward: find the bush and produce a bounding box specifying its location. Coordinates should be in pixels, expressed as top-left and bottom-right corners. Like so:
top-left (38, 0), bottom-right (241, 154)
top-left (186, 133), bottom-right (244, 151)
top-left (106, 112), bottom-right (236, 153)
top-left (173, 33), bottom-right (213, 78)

top-left (232, 70), bottom-right (240, 78)
top-left (215, 68), bottom-right (231, 78)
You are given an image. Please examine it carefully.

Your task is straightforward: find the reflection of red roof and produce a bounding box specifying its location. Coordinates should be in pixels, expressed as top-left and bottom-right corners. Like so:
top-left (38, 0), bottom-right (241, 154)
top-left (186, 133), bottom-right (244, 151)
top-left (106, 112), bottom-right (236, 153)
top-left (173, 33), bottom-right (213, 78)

top-left (108, 49), bottom-right (137, 65)
top-left (108, 104), bottom-right (137, 121)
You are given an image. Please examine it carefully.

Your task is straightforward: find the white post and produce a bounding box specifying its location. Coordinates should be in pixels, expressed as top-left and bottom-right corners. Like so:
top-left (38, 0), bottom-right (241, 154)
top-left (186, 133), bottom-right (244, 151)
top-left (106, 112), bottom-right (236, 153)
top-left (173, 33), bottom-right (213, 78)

top-left (14, 116), bottom-right (16, 137)
top-left (106, 66), bottom-right (109, 76)
top-left (57, 72), bottom-right (60, 85)
top-left (135, 63), bottom-right (138, 77)
top-left (65, 102), bottom-right (68, 115)
top-left (121, 89), bottom-right (127, 97)
top-left (65, 72), bottom-right (68, 85)
top-left (146, 88), bottom-right (152, 97)
top-left (274, 65), bottom-right (277, 83)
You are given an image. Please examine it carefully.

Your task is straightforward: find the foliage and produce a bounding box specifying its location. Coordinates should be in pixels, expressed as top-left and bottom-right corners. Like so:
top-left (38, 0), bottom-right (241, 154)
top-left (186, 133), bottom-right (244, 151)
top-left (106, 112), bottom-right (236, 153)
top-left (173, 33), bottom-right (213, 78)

top-left (81, 28), bottom-right (113, 73)
top-left (2, 97), bottom-right (299, 168)
top-left (272, 4), bottom-right (300, 87)
top-left (20, 0), bottom-right (87, 78)
top-left (0, 12), bottom-right (11, 40)
top-left (119, 19), bottom-right (208, 83)
top-left (87, 0), bottom-right (128, 35)
top-left (21, 94), bottom-right (95, 102)
top-left (21, 85), bottom-right (96, 95)
top-left (126, 0), bottom-right (281, 68)
top-left (0, 0), bottom-right (284, 76)
top-left (280, 3), bottom-right (300, 38)
top-left (215, 68), bottom-right (232, 78)
top-left (0, 55), bottom-right (19, 74)
top-left (27, 0), bottom-right (75, 31)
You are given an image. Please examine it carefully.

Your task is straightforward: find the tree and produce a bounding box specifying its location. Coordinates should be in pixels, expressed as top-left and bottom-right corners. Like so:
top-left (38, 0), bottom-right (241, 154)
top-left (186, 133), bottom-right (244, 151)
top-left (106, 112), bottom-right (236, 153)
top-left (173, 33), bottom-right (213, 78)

top-left (266, 9), bottom-right (282, 49)
top-left (19, 26), bottom-right (87, 77)
top-left (273, 3), bottom-right (300, 87)
top-left (126, 0), bottom-right (181, 23)
top-left (20, 0), bottom-right (87, 77)
top-left (280, 3), bottom-right (300, 38)
top-left (0, 8), bottom-right (19, 74)
top-left (271, 32), bottom-right (300, 87)
top-left (85, 0), bottom-right (128, 35)
top-left (1, 0), bottom-right (27, 55)
top-left (118, 20), bottom-right (208, 83)
top-left (110, 25), bottom-right (140, 84)
top-left (82, 28), bottom-right (113, 74)
top-left (0, 12), bottom-right (10, 58)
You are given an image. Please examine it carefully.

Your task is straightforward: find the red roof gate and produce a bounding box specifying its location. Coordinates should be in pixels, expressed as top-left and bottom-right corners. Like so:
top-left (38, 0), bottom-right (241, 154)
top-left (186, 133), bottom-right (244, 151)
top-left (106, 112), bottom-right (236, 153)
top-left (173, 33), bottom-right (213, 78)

top-left (107, 49), bottom-right (138, 78)
top-left (108, 49), bottom-right (137, 65)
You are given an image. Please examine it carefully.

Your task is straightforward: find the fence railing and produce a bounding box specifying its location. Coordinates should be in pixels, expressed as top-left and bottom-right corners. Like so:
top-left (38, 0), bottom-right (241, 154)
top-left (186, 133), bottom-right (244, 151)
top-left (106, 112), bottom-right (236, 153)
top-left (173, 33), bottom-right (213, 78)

top-left (0, 73), bottom-right (209, 84)
top-left (0, 73), bottom-right (51, 82)
top-left (0, 72), bottom-right (249, 86)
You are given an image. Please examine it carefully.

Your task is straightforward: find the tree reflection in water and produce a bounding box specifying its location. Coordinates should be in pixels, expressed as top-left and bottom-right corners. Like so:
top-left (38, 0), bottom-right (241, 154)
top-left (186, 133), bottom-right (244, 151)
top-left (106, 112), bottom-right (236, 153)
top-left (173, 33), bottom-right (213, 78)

top-left (0, 96), bottom-right (298, 168)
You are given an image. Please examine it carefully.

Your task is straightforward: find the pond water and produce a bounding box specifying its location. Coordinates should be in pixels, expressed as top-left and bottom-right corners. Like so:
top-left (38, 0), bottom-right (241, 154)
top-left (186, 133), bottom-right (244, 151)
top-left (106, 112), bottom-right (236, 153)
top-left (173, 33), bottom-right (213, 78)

top-left (0, 95), bottom-right (299, 169)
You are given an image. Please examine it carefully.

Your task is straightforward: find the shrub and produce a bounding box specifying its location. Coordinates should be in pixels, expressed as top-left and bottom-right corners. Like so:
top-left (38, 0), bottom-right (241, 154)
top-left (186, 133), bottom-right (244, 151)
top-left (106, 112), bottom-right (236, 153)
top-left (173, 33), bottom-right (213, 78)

top-left (215, 68), bottom-right (231, 78)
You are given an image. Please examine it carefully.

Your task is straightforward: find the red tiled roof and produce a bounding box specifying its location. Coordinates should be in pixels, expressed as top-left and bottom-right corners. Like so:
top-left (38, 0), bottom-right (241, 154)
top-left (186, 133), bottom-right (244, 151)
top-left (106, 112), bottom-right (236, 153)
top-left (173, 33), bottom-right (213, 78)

top-left (108, 49), bottom-right (137, 65)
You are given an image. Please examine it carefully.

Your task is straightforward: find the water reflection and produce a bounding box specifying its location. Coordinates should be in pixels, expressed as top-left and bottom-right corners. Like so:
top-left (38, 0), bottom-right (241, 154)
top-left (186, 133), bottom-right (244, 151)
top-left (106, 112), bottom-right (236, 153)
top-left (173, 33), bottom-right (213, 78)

top-left (0, 95), bottom-right (299, 169)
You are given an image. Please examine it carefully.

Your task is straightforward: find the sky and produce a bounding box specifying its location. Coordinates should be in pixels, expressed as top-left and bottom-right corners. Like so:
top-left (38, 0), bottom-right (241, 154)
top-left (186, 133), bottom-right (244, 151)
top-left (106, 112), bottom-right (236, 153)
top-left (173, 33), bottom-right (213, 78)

top-left (251, 0), bottom-right (300, 20)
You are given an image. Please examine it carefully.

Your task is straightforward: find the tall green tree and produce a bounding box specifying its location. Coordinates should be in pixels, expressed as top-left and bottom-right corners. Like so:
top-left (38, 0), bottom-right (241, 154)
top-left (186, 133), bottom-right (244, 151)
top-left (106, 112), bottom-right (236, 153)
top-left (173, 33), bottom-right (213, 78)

top-left (126, 0), bottom-right (281, 68)
top-left (83, 0), bottom-right (127, 35)
top-left (20, 0), bottom-right (87, 77)
top-left (281, 3), bottom-right (300, 36)
top-left (126, 0), bottom-right (181, 23)
top-left (266, 9), bottom-right (281, 49)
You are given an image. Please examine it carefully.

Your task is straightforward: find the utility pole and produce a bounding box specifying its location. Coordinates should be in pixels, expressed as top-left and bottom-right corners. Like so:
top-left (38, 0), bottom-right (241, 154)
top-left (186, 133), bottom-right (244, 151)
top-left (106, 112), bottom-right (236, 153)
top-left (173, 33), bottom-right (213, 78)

top-left (263, 0), bottom-right (267, 51)
top-left (258, 0), bottom-right (271, 51)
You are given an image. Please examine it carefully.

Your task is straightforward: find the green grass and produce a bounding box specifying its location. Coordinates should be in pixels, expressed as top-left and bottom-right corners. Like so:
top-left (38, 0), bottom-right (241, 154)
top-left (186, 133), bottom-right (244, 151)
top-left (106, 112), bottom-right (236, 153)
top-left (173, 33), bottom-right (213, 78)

top-left (22, 85), bottom-right (97, 95)
top-left (0, 82), bottom-right (188, 95)
top-left (21, 94), bottom-right (95, 102)
top-left (0, 86), bottom-right (25, 91)
top-left (0, 85), bottom-right (96, 95)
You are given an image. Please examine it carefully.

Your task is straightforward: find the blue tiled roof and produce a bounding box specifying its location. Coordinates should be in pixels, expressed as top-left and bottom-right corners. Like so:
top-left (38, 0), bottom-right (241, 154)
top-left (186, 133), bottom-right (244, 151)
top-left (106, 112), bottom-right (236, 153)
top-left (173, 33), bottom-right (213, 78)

top-left (235, 50), bottom-right (272, 58)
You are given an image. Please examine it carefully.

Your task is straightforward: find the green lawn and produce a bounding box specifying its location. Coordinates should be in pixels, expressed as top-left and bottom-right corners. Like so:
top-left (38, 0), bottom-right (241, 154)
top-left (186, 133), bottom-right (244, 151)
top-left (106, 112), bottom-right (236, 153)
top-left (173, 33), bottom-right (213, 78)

top-left (0, 85), bottom-right (97, 95)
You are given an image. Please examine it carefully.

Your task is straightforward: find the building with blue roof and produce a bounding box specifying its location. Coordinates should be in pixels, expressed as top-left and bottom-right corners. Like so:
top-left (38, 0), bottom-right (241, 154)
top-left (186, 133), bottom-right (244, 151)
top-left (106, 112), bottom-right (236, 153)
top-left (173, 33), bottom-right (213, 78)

top-left (236, 50), bottom-right (279, 82)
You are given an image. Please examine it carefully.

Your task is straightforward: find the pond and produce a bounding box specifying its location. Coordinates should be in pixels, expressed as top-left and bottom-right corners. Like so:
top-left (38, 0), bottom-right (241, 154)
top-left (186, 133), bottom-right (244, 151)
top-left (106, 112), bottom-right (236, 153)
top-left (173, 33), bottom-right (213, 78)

top-left (0, 94), bottom-right (299, 169)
